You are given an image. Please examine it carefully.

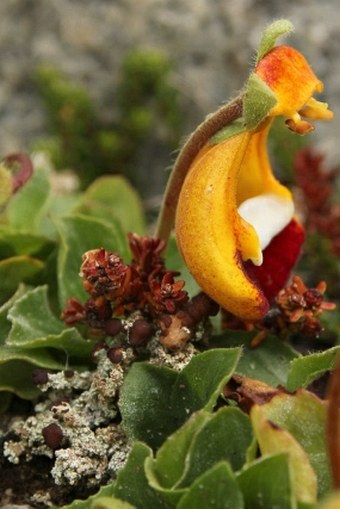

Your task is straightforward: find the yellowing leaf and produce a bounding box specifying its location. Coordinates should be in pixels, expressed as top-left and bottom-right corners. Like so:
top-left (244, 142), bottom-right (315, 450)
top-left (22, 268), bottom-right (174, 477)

top-left (251, 404), bottom-right (317, 504)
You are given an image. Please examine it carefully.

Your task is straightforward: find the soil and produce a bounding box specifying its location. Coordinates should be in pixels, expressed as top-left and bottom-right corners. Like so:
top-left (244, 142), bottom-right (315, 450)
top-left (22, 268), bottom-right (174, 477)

top-left (0, 444), bottom-right (100, 509)
top-left (0, 398), bottom-right (100, 508)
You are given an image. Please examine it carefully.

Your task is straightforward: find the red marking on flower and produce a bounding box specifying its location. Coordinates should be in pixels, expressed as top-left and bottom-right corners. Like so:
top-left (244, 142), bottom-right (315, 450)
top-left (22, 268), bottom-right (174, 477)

top-left (245, 218), bottom-right (305, 302)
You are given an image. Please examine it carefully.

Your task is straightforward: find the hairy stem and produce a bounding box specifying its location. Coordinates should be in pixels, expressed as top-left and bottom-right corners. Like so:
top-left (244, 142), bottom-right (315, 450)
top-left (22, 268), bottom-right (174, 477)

top-left (154, 95), bottom-right (243, 243)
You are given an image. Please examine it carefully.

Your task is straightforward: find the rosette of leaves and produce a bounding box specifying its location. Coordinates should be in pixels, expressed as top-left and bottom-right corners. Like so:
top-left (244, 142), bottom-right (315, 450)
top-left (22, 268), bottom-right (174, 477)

top-left (0, 154), bottom-right (145, 411)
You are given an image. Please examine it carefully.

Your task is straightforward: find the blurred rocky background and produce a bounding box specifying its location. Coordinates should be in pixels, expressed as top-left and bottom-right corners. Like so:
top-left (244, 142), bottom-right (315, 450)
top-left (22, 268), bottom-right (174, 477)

top-left (0, 0), bottom-right (339, 203)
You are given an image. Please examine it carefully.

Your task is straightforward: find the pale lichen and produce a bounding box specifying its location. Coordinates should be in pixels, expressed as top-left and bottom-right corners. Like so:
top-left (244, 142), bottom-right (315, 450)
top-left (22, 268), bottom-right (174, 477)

top-left (2, 326), bottom-right (200, 493)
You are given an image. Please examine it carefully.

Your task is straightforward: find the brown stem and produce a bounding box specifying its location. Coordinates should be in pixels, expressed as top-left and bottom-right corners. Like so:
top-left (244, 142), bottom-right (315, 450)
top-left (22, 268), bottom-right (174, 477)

top-left (326, 356), bottom-right (340, 489)
top-left (154, 94), bottom-right (243, 243)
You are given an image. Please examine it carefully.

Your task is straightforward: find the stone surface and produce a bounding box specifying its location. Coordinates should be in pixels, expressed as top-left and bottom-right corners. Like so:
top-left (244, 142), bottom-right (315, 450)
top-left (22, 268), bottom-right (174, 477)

top-left (0, 0), bottom-right (339, 197)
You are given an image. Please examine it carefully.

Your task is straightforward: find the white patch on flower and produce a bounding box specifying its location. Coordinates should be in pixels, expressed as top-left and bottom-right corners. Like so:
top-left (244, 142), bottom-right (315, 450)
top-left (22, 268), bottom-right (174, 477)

top-left (238, 193), bottom-right (294, 266)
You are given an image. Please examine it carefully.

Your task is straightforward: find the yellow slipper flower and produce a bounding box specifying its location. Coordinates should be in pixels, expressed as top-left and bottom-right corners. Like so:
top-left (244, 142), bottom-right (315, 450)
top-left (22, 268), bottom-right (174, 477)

top-left (170, 20), bottom-right (334, 321)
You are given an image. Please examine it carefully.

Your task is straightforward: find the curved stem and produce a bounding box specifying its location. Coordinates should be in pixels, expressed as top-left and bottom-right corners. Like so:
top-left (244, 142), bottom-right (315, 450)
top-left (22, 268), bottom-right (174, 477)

top-left (154, 95), bottom-right (243, 243)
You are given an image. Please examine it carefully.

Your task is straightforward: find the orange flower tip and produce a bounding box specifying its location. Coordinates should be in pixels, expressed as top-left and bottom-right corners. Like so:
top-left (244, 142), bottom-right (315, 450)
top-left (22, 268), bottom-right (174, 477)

top-left (238, 193), bottom-right (295, 266)
top-left (255, 45), bottom-right (333, 125)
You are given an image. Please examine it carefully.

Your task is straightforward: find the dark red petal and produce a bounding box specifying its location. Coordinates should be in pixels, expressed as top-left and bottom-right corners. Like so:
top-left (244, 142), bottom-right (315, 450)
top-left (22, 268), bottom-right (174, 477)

top-left (244, 218), bottom-right (305, 302)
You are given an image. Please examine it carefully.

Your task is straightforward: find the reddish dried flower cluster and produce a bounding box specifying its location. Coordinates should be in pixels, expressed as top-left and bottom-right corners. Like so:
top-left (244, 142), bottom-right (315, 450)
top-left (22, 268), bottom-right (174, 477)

top-left (294, 148), bottom-right (340, 255)
top-left (63, 234), bottom-right (188, 327)
top-left (222, 274), bottom-right (336, 346)
top-left (62, 234), bottom-right (217, 349)
top-left (259, 275), bottom-right (336, 340)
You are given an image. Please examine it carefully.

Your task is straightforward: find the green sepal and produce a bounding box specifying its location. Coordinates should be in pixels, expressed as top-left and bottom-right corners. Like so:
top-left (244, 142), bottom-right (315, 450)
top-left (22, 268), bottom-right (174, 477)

top-left (256, 19), bottom-right (294, 63)
top-left (209, 118), bottom-right (246, 145)
top-left (243, 73), bottom-right (277, 130)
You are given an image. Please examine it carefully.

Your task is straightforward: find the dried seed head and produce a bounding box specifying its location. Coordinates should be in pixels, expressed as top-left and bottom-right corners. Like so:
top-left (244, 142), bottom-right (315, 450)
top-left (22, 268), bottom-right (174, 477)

top-left (304, 288), bottom-right (323, 309)
top-left (107, 346), bottom-right (124, 364)
top-left (42, 423), bottom-right (64, 450)
top-left (105, 318), bottom-right (123, 337)
top-left (129, 319), bottom-right (154, 347)
top-left (187, 292), bottom-right (220, 322)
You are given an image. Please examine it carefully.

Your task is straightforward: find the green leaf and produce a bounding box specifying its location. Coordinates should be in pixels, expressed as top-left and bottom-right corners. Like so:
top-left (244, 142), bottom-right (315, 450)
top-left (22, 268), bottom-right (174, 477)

top-left (7, 285), bottom-right (93, 360)
top-left (6, 164), bottom-right (51, 233)
top-left (1, 285), bottom-right (92, 403)
top-left (144, 412), bottom-right (211, 506)
top-left (119, 362), bottom-right (178, 447)
top-left (256, 19), bottom-right (294, 63)
top-left (59, 482), bottom-right (116, 509)
top-left (0, 351), bottom-right (67, 399)
top-left (120, 349), bottom-right (241, 449)
top-left (257, 390), bottom-right (331, 498)
top-left (177, 462), bottom-right (243, 509)
top-left (39, 192), bottom-right (82, 240)
top-left (114, 442), bottom-right (169, 509)
top-left (0, 284), bottom-right (28, 344)
top-left (91, 497), bottom-right (136, 509)
top-left (243, 73), bottom-right (277, 130)
top-left (173, 348), bottom-right (241, 414)
top-left (0, 255), bottom-right (45, 303)
top-left (56, 214), bottom-right (128, 309)
top-left (251, 403), bottom-right (317, 504)
top-left (212, 331), bottom-right (298, 387)
top-left (178, 407), bottom-right (253, 487)
top-left (0, 226), bottom-right (54, 257)
top-left (237, 453), bottom-right (294, 509)
top-left (146, 410), bottom-right (211, 489)
top-left (145, 408), bottom-right (252, 506)
top-left (286, 347), bottom-right (340, 392)
top-left (75, 175), bottom-right (146, 236)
